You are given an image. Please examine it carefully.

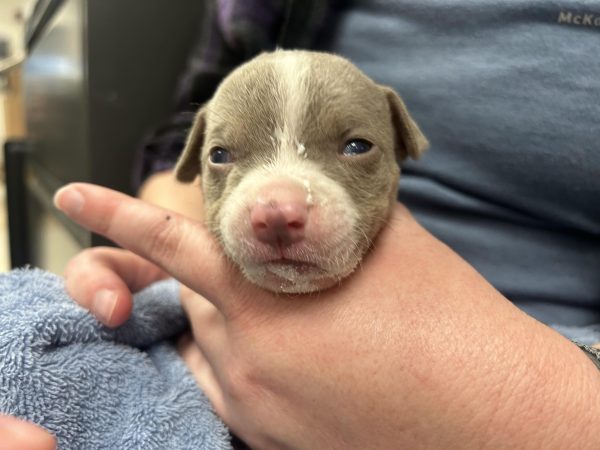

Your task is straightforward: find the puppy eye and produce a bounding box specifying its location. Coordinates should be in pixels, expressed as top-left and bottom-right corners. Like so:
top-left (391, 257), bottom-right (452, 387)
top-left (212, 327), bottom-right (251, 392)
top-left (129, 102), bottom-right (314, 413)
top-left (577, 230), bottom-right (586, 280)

top-left (209, 147), bottom-right (233, 164)
top-left (342, 139), bottom-right (373, 156)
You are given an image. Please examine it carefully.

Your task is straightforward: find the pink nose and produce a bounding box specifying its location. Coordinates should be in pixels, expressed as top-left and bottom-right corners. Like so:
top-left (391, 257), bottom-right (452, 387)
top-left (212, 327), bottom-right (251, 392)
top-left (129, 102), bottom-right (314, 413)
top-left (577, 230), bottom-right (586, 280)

top-left (250, 182), bottom-right (309, 248)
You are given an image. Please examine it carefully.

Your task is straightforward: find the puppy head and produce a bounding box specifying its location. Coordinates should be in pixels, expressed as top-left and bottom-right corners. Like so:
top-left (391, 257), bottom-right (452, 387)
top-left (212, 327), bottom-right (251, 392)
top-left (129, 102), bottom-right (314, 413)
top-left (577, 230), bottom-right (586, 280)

top-left (176, 50), bottom-right (427, 293)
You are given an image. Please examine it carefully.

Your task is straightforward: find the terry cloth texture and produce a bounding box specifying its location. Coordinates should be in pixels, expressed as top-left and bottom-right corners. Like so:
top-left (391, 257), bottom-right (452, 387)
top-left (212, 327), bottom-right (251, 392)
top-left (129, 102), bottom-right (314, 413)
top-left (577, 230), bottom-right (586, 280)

top-left (0, 269), bottom-right (232, 450)
top-left (0, 268), bottom-right (598, 449)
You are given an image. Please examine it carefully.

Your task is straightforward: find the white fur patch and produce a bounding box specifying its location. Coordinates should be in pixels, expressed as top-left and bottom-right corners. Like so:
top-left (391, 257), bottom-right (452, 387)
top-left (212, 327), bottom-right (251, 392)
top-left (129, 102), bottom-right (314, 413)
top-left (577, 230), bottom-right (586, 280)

top-left (272, 51), bottom-right (311, 164)
top-left (302, 179), bottom-right (313, 205)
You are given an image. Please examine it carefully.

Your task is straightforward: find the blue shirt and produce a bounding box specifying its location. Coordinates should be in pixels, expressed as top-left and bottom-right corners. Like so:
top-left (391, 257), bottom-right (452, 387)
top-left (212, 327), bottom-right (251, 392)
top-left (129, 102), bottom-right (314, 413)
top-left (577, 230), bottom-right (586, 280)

top-left (137, 0), bottom-right (600, 327)
top-left (321, 0), bottom-right (600, 326)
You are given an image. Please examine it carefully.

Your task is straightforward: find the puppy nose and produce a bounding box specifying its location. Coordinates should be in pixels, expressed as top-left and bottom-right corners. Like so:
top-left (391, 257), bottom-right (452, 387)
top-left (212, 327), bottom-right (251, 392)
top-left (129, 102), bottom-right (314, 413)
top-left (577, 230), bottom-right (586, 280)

top-left (250, 182), bottom-right (309, 247)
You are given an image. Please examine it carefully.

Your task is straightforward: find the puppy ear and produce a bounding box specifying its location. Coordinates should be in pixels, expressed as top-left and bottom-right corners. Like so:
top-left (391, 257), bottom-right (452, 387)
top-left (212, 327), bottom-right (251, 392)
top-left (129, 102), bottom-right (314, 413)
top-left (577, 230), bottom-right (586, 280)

top-left (382, 87), bottom-right (429, 161)
top-left (175, 107), bottom-right (206, 182)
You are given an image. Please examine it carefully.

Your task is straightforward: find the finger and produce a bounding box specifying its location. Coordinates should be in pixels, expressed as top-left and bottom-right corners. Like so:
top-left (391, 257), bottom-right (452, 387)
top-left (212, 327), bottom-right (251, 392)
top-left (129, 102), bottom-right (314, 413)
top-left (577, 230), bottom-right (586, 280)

top-left (0, 415), bottom-right (57, 450)
top-left (64, 247), bottom-right (168, 327)
top-left (54, 183), bottom-right (252, 315)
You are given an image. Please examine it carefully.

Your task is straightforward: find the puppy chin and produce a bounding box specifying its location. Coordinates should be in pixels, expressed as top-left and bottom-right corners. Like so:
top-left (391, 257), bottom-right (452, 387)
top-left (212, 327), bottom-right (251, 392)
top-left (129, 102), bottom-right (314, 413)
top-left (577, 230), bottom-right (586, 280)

top-left (241, 261), bottom-right (357, 294)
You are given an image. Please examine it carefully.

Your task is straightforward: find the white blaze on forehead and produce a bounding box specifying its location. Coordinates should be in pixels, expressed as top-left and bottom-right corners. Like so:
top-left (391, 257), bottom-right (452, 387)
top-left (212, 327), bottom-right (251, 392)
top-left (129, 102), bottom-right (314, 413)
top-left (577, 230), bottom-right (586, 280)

top-left (272, 51), bottom-right (311, 162)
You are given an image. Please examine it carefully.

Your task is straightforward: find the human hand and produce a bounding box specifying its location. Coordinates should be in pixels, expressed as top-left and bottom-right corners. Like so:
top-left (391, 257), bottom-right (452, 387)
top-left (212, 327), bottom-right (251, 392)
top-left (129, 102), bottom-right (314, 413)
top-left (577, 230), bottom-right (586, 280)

top-left (54, 183), bottom-right (600, 450)
top-left (0, 415), bottom-right (56, 450)
top-left (62, 170), bottom-right (201, 327)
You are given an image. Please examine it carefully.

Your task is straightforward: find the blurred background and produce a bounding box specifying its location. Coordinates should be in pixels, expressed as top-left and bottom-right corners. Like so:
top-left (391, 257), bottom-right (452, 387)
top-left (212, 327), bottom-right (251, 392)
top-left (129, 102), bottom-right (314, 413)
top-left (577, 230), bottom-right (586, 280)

top-left (1, 0), bottom-right (28, 273)
top-left (0, 0), bottom-right (204, 273)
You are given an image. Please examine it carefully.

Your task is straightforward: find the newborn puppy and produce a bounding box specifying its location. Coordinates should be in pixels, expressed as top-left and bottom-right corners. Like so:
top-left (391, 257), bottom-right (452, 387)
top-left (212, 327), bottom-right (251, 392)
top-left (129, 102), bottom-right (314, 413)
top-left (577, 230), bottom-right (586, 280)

top-left (175, 50), bottom-right (428, 294)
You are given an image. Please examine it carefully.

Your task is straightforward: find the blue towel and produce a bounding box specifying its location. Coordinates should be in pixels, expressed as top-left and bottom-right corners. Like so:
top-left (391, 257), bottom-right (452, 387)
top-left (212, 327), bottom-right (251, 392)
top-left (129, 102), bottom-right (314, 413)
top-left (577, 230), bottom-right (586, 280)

top-left (0, 269), bottom-right (597, 450)
top-left (0, 269), bottom-right (232, 450)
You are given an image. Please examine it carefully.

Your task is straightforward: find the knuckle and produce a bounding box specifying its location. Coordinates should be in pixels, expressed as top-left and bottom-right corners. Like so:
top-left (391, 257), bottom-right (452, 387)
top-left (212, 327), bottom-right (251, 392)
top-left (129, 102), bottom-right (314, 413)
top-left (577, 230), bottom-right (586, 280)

top-left (64, 250), bottom-right (92, 277)
top-left (221, 353), bottom-right (267, 404)
top-left (222, 360), bottom-right (253, 402)
top-left (64, 247), bottom-right (114, 276)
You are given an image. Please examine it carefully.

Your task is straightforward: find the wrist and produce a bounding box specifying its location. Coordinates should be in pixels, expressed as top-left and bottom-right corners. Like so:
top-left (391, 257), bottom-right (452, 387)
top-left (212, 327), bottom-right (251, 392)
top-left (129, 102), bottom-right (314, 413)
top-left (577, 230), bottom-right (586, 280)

top-left (574, 342), bottom-right (600, 371)
top-left (474, 321), bottom-right (600, 450)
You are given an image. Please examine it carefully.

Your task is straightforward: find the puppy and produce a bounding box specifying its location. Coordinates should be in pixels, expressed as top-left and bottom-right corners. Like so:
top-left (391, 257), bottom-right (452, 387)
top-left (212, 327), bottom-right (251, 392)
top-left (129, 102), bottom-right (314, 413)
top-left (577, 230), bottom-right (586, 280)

top-left (175, 50), bottom-right (428, 294)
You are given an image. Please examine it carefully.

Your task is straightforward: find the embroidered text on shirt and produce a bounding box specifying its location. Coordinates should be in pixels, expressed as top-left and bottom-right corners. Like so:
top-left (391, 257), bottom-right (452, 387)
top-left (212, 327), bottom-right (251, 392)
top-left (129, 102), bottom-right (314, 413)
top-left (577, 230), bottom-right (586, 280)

top-left (558, 11), bottom-right (600, 27)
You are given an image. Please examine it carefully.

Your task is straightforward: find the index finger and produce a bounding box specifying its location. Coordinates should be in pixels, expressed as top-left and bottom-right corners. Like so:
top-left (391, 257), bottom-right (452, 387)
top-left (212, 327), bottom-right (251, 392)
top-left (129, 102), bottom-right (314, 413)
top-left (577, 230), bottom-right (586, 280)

top-left (53, 182), bottom-right (249, 314)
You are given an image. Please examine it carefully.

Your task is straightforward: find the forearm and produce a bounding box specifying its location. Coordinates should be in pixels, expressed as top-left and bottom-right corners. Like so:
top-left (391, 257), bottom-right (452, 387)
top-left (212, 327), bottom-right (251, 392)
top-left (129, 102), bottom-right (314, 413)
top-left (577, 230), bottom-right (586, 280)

top-left (404, 254), bottom-right (600, 449)
top-left (360, 284), bottom-right (600, 449)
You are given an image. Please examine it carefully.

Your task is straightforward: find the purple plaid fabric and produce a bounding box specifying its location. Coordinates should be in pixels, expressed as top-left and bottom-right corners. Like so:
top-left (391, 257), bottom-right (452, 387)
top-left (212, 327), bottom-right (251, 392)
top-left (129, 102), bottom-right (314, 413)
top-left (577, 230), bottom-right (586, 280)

top-left (133, 0), bottom-right (331, 190)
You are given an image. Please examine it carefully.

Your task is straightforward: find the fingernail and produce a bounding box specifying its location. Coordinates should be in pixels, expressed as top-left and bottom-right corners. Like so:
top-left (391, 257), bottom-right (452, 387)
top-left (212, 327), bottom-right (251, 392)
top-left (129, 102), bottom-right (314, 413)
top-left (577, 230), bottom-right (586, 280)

top-left (54, 186), bottom-right (84, 215)
top-left (92, 289), bottom-right (118, 324)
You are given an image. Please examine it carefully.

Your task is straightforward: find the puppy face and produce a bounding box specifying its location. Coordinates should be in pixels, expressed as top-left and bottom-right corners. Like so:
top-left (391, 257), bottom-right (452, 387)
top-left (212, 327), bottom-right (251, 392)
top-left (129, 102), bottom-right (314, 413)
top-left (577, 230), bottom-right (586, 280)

top-left (176, 50), bottom-right (427, 293)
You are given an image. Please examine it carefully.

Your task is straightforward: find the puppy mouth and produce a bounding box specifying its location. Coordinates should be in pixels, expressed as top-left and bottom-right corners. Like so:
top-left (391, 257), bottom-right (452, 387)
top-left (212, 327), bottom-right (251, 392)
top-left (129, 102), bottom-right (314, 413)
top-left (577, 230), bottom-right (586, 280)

top-left (264, 258), bottom-right (321, 273)
top-left (252, 258), bottom-right (333, 293)
top-left (239, 251), bottom-right (358, 294)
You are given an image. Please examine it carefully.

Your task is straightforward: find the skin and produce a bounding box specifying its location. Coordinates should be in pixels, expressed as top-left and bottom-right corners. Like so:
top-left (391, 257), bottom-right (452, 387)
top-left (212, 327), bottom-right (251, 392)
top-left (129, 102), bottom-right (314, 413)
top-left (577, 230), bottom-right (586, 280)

top-left (0, 415), bottom-right (57, 450)
top-left (46, 179), bottom-right (600, 450)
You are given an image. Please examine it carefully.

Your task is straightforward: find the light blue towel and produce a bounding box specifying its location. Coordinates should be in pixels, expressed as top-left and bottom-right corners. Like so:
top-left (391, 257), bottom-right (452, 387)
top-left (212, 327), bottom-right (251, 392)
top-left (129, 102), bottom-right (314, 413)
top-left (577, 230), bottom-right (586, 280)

top-left (0, 269), bottom-right (232, 450)
top-left (0, 269), bottom-right (597, 450)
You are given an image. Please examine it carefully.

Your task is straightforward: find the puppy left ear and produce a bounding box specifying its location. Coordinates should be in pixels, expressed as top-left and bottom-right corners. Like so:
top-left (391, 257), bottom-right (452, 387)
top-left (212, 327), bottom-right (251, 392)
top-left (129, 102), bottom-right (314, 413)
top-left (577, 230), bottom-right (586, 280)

top-left (175, 107), bottom-right (206, 182)
top-left (382, 87), bottom-right (429, 161)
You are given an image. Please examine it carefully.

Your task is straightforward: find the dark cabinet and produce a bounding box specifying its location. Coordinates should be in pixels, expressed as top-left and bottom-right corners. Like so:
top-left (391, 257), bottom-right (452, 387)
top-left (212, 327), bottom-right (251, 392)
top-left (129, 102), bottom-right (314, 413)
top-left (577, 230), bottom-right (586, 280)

top-left (15, 0), bottom-right (204, 270)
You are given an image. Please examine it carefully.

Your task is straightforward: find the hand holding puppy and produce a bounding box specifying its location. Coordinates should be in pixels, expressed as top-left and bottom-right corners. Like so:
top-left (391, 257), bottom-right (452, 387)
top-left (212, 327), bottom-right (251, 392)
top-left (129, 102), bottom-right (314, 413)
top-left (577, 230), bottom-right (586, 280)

top-left (55, 183), bottom-right (600, 450)
top-left (57, 51), bottom-right (599, 449)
